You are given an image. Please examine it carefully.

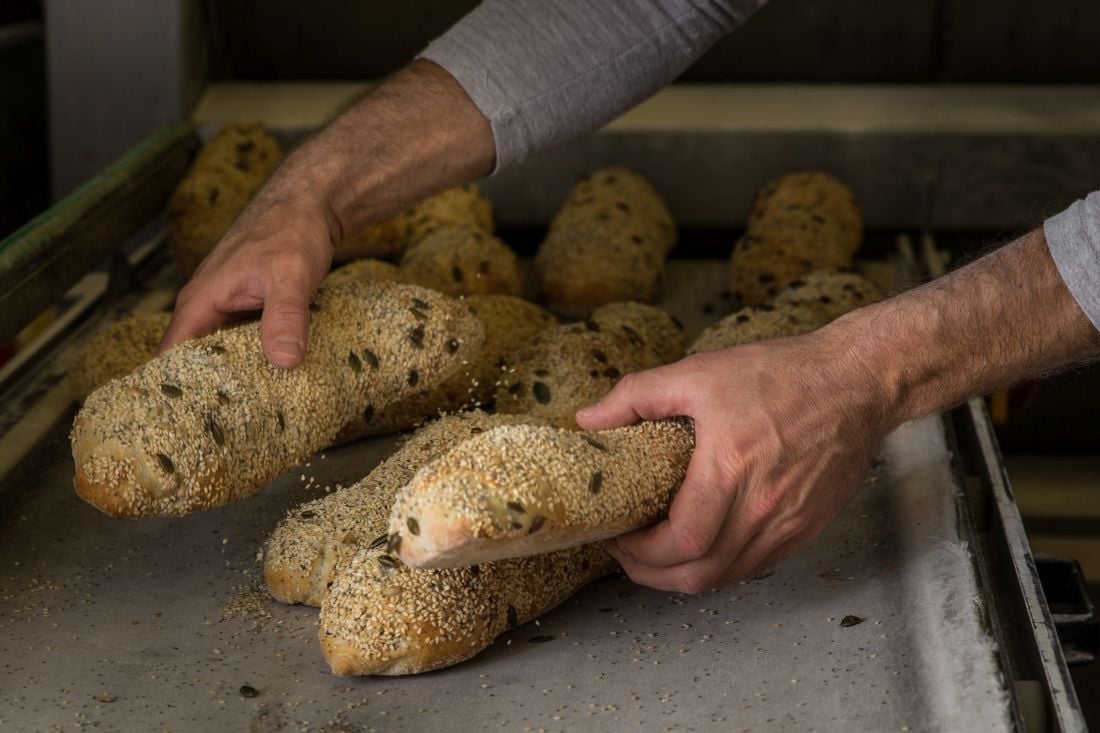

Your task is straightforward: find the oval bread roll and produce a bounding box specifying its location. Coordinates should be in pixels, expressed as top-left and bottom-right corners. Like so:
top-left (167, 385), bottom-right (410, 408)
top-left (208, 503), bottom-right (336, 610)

top-left (335, 184), bottom-right (494, 262)
top-left (320, 542), bottom-right (617, 676)
top-left (398, 224), bottom-right (522, 297)
top-left (494, 302), bottom-right (683, 428)
top-left (389, 418), bottom-right (695, 569)
top-left (71, 282), bottom-right (483, 517)
top-left (337, 294), bottom-right (557, 441)
top-left (690, 270), bottom-right (881, 355)
top-left (69, 312), bottom-right (174, 401)
top-left (166, 123), bottom-right (282, 275)
top-left (265, 411), bottom-right (548, 607)
top-left (730, 171), bottom-right (863, 306)
top-left (536, 168), bottom-right (676, 316)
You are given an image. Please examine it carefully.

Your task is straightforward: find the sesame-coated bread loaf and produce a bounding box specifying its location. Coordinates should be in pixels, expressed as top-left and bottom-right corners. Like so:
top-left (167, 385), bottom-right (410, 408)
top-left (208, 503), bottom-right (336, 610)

top-left (689, 270), bottom-right (882, 355)
top-left (69, 312), bottom-right (174, 401)
top-left (536, 168), bottom-right (677, 317)
top-left (335, 184), bottom-right (494, 262)
top-left (398, 224), bottom-right (522, 297)
top-left (389, 418), bottom-right (695, 569)
top-left (167, 123), bottom-right (282, 275)
top-left (338, 294), bottom-right (558, 441)
top-left (71, 282), bottom-right (483, 518)
top-left (68, 260), bottom-right (407, 403)
top-left (494, 302), bottom-right (682, 428)
top-left (320, 542), bottom-right (617, 675)
top-left (265, 411), bottom-right (548, 607)
top-left (730, 172), bottom-right (863, 306)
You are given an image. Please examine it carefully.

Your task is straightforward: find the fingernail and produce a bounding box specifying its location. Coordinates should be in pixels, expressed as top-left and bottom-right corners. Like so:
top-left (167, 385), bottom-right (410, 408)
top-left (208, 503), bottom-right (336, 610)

top-left (576, 403), bottom-right (598, 418)
top-left (272, 336), bottom-right (303, 366)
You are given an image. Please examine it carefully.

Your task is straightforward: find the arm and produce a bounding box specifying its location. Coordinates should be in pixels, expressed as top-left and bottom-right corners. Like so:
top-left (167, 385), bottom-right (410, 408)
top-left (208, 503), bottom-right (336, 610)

top-left (161, 0), bottom-right (763, 366)
top-left (577, 225), bottom-right (1100, 593)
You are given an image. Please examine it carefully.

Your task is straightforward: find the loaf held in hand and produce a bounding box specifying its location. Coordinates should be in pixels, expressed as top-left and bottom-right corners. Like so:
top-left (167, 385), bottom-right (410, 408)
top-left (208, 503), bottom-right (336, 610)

top-left (265, 411), bottom-right (548, 607)
top-left (320, 541), bottom-right (616, 675)
top-left (389, 418), bottom-right (695, 569)
top-left (729, 172), bottom-right (863, 306)
top-left (71, 282), bottom-right (483, 517)
top-left (166, 123), bottom-right (282, 274)
top-left (535, 168), bottom-right (676, 316)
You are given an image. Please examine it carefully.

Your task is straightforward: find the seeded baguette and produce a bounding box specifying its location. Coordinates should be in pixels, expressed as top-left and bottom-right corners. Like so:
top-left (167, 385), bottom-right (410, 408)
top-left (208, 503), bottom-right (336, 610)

top-left (495, 302), bottom-right (683, 428)
top-left (71, 282), bottom-right (483, 517)
top-left (265, 411), bottom-right (548, 607)
top-left (320, 542), bottom-right (617, 675)
top-left (167, 123), bottom-right (282, 275)
top-left (536, 168), bottom-right (677, 316)
top-left (389, 418), bottom-right (695, 569)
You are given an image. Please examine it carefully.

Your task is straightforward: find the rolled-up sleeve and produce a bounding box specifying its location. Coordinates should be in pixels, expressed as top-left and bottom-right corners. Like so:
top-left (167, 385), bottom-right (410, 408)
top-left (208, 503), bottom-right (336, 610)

top-left (1045, 191), bottom-right (1100, 331)
top-left (420, 0), bottom-right (765, 171)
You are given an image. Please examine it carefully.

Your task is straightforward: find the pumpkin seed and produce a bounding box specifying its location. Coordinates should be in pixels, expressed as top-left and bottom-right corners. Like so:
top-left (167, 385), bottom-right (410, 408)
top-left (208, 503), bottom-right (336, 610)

top-left (155, 453), bottom-right (175, 474)
top-left (407, 517), bottom-right (420, 535)
top-left (378, 555), bottom-right (398, 570)
top-left (529, 515), bottom-right (546, 534)
top-left (386, 533), bottom-right (402, 554)
top-left (507, 501), bottom-right (525, 514)
top-left (348, 352), bottom-right (362, 372)
top-left (840, 615), bottom-right (863, 627)
top-left (362, 348), bottom-right (380, 370)
top-left (239, 685), bottom-right (259, 698)
top-left (207, 417), bottom-right (225, 446)
top-left (160, 384), bottom-right (183, 398)
top-left (532, 382), bottom-right (551, 404)
top-left (589, 470), bottom-right (604, 495)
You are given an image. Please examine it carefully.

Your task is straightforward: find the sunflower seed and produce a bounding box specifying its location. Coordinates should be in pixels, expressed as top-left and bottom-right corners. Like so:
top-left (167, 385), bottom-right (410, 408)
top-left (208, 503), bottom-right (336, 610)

top-left (207, 417), bottom-right (225, 446)
top-left (529, 515), bottom-right (546, 534)
top-left (368, 534), bottom-right (388, 550)
top-left (581, 435), bottom-right (607, 451)
top-left (507, 501), bottom-right (525, 514)
top-left (361, 348), bottom-right (380, 370)
top-left (160, 384), bottom-right (183, 398)
top-left (155, 453), bottom-right (175, 474)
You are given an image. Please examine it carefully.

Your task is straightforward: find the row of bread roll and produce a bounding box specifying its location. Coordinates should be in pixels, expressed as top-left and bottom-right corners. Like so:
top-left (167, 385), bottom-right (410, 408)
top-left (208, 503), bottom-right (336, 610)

top-left (71, 281), bottom-right (483, 517)
top-left (167, 123), bottom-right (283, 275)
top-left (265, 411), bottom-right (549, 607)
top-left (494, 301), bottom-right (684, 427)
top-left (388, 271), bottom-right (881, 572)
top-left (729, 172), bottom-right (863, 306)
top-left (535, 167), bottom-right (677, 317)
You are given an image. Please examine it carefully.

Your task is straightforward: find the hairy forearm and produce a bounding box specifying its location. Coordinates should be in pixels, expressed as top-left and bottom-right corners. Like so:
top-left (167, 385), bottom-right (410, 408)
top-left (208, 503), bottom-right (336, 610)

top-left (826, 229), bottom-right (1100, 427)
top-left (261, 60), bottom-right (494, 243)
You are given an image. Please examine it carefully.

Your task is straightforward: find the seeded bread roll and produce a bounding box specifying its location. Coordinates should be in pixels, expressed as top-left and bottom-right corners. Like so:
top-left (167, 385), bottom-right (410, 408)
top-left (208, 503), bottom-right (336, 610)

top-left (167, 123), bottom-right (282, 275)
top-left (494, 302), bottom-right (682, 428)
top-left (536, 168), bottom-right (677, 317)
top-left (398, 225), bottom-right (522, 297)
top-left (337, 295), bottom-right (558, 441)
top-left (335, 184), bottom-right (494, 262)
top-left (689, 270), bottom-right (882, 355)
top-left (730, 172), bottom-right (863, 306)
top-left (69, 312), bottom-right (174, 401)
top-left (265, 411), bottom-right (548, 607)
top-left (322, 258), bottom-right (404, 289)
top-left (321, 541), bottom-right (616, 676)
top-left (71, 282), bottom-right (483, 518)
top-left (390, 418), bottom-right (695, 568)
top-left (323, 543), bottom-right (617, 677)
top-left (772, 269), bottom-right (881, 323)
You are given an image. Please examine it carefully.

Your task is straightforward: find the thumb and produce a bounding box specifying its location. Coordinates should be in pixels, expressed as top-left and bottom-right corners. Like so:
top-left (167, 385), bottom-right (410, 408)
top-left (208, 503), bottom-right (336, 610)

top-left (261, 285), bottom-right (311, 369)
top-left (576, 364), bottom-right (690, 430)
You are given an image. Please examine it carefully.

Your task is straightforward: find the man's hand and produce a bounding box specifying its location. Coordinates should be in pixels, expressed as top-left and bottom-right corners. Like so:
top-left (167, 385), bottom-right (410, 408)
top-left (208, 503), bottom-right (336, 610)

top-left (575, 330), bottom-right (892, 594)
top-left (159, 60), bottom-right (494, 367)
top-left (161, 189), bottom-right (336, 368)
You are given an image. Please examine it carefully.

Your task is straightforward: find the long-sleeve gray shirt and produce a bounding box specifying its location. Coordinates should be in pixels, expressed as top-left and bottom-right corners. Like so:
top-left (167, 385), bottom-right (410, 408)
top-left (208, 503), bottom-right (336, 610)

top-left (421, 0), bottom-right (1100, 330)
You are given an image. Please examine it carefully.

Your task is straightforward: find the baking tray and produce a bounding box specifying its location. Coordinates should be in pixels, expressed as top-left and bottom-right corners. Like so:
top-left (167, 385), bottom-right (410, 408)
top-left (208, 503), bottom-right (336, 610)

top-left (0, 252), bottom-right (1026, 732)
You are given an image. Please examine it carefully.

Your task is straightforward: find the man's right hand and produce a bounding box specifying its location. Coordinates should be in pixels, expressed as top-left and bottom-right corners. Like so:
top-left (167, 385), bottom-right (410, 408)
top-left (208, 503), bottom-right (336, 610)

top-left (160, 185), bottom-right (337, 369)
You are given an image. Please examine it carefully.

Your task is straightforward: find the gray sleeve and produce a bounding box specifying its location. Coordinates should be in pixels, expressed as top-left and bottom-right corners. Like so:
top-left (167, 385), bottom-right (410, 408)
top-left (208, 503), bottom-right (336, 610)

top-left (1045, 191), bottom-right (1100, 331)
top-left (419, 0), bottom-right (765, 172)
